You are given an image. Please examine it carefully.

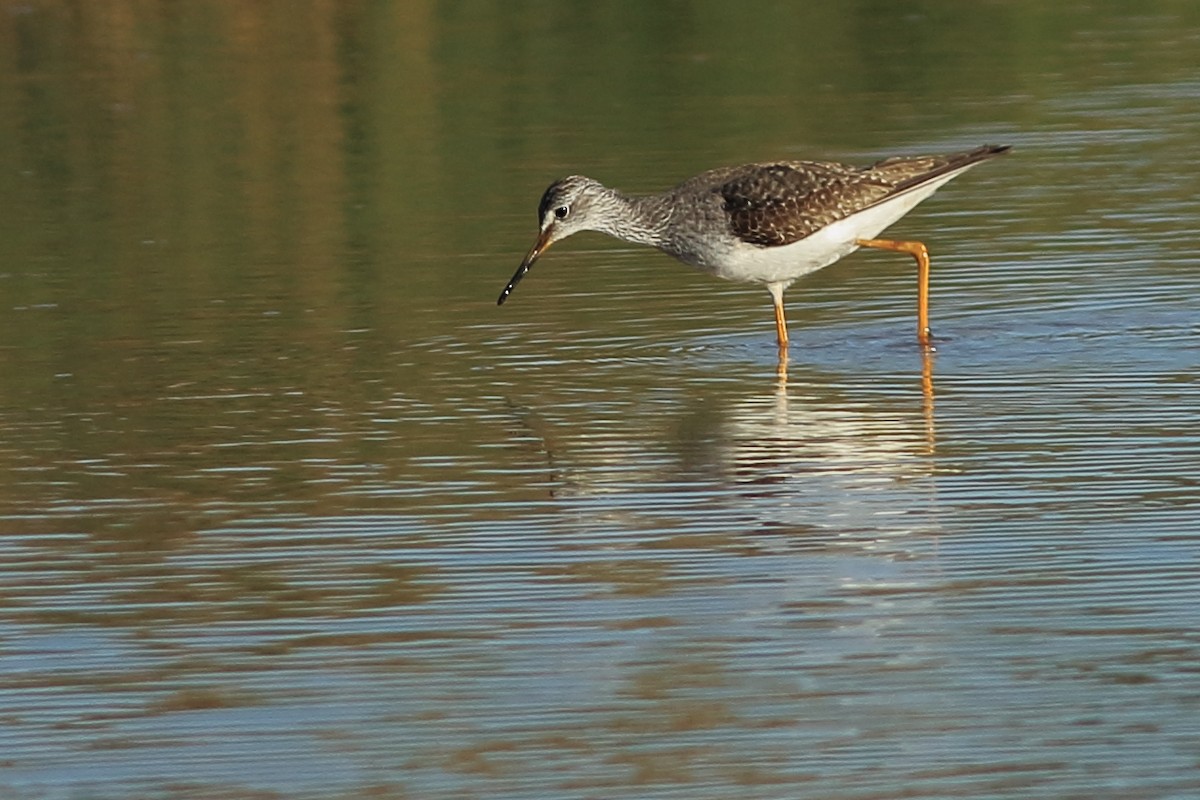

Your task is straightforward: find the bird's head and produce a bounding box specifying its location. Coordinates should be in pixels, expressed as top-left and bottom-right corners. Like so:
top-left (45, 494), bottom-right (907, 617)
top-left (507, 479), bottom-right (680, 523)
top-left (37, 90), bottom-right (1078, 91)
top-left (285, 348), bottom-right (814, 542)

top-left (497, 176), bottom-right (612, 305)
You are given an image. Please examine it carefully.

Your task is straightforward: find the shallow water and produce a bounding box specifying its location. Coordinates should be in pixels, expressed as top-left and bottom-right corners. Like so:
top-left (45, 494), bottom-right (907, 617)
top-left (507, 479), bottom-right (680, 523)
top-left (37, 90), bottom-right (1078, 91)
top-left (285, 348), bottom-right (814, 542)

top-left (2, 3), bottom-right (1200, 799)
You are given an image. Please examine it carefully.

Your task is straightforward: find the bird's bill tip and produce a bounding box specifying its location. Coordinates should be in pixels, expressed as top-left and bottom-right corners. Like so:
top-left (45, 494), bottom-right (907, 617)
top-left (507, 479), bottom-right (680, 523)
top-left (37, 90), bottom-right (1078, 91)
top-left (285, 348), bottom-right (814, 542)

top-left (497, 232), bottom-right (552, 305)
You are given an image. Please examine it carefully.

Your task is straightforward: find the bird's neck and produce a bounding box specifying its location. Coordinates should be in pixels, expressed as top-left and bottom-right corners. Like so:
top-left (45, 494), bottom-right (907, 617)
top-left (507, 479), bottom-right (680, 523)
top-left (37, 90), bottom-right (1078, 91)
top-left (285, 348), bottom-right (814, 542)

top-left (595, 188), bottom-right (672, 249)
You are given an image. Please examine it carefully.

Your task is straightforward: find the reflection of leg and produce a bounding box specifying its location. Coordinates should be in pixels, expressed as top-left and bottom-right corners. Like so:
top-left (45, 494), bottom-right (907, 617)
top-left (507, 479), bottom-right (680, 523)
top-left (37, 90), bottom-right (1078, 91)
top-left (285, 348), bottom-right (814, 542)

top-left (767, 282), bottom-right (789, 349)
top-left (856, 238), bottom-right (932, 347)
top-left (920, 346), bottom-right (936, 455)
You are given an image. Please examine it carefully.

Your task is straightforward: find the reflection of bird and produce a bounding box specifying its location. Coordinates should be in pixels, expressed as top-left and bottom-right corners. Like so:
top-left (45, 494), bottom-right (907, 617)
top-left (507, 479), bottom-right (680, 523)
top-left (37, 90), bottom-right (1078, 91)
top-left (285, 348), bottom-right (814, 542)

top-left (499, 145), bottom-right (1010, 349)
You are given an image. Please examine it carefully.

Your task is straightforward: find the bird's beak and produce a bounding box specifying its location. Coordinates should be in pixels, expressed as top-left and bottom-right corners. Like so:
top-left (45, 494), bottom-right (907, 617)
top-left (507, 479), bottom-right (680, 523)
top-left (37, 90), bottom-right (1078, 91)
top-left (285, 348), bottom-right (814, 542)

top-left (497, 229), bottom-right (553, 305)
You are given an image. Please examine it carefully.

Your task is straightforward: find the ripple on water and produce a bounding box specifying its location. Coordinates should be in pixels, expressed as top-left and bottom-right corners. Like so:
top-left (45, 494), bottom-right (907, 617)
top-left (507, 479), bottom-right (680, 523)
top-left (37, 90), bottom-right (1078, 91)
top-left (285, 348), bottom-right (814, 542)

top-left (5, 48), bottom-right (1200, 800)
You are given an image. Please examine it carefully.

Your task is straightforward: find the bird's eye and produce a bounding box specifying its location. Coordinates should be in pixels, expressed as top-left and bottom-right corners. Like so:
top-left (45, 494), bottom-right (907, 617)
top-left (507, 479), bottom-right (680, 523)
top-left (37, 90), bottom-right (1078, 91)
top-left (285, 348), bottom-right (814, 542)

top-left (554, 205), bottom-right (569, 220)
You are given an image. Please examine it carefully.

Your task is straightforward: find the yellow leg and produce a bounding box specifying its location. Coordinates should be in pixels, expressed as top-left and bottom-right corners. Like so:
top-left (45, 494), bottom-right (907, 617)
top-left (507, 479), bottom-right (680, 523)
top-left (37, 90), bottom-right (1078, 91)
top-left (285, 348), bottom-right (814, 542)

top-left (773, 299), bottom-right (789, 349)
top-left (856, 238), bottom-right (933, 348)
top-left (768, 283), bottom-right (789, 350)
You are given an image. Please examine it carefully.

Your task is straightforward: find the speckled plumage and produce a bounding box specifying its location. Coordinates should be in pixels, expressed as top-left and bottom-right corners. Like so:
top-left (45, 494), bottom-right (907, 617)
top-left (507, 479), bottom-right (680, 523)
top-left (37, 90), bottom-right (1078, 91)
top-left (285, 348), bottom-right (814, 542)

top-left (712, 146), bottom-right (1007, 248)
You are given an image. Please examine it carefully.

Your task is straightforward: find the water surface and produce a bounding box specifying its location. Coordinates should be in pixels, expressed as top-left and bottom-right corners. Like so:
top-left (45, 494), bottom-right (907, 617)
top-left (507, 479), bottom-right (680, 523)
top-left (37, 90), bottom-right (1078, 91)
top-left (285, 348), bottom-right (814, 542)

top-left (2, 3), bottom-right (1199, 799)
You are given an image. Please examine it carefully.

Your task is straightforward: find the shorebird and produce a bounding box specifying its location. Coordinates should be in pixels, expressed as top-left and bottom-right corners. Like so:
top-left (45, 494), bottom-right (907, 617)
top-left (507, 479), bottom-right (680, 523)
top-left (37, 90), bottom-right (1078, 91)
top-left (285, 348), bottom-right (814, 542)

top-left (498, 144), bottom-right (1010, 349)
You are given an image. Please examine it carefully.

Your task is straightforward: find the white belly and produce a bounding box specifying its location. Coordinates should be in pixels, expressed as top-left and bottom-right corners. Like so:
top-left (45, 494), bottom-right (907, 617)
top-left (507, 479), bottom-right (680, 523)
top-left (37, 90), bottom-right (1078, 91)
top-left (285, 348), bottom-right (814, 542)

top-left (707, 166), bottom-right (974, 286)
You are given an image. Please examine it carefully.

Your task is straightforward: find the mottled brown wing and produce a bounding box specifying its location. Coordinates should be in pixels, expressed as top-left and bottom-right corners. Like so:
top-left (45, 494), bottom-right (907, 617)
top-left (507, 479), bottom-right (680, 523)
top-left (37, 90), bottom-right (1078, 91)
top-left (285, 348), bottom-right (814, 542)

top-left (868, 144), bottom-right (1010, 193)
top-left (721, 145), bottom-right (1010, 248)
top-left (719, 162), bottom-right (894, 247)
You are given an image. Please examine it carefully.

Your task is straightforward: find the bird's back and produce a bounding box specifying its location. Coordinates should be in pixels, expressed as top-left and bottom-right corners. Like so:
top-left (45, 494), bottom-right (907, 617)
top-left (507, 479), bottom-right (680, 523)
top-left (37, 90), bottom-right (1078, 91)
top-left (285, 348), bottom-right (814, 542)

top-left (662, 145), bottom-right (1009, 252)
